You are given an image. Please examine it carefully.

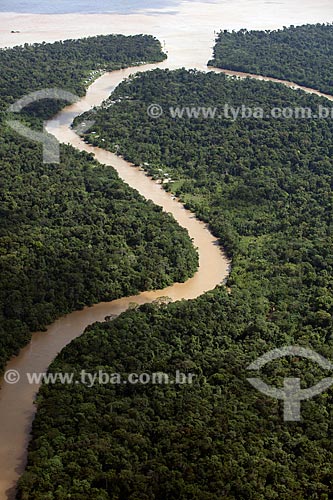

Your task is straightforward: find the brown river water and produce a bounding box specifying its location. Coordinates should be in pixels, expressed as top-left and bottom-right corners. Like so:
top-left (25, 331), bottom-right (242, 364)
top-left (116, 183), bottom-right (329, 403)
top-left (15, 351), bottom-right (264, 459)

top-left (0, 55), bottom-right (231, 500)
top-left (1, 1), bottom-right (333, 498)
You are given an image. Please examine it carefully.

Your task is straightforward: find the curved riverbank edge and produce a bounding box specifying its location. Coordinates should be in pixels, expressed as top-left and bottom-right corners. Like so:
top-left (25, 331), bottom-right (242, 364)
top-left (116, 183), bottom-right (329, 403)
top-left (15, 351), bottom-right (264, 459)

top-left (3, 60), bottom-right (332, 500)
top-left (208, 66), bottom-right (333, 101)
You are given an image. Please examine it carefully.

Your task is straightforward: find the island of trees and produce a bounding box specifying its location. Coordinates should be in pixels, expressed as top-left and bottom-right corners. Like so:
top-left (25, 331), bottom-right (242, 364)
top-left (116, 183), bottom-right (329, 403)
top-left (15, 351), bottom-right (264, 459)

top-left (209, 23), bottom-right (333, 95)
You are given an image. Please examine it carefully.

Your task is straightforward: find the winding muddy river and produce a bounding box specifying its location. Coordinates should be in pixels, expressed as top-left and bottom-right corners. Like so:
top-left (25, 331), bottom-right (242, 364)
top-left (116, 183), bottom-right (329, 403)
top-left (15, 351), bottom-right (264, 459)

top-left (2, 34), bottom-right (333, 500)
top-left (0, 59), bottom-right (231, 498)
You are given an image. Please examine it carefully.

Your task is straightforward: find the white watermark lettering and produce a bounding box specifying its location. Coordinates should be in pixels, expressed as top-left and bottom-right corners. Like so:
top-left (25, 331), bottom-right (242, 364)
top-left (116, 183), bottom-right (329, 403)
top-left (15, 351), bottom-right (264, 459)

top-left (4, 369), bottom-right (195, 387)
top-left (147, 103), bottom-right (333, 121)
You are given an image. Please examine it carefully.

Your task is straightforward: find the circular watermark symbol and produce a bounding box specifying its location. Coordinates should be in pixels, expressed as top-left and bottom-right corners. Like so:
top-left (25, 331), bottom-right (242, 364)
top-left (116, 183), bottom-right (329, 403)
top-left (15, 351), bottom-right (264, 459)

top-left (4, 369), bottom-right (20, 384)
top-left (147, 104), bottom-right (163, 119)
top-left (247, 346), bottom-right (333, 421)
top-left (7, 88), bottom-right (95, 164)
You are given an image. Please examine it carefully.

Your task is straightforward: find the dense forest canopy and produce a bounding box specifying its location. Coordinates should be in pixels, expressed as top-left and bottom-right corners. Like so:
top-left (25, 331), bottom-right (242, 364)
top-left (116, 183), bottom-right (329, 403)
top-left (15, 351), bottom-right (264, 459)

top-left (0, 37), bottom-right (197, 374)
top-left (19, 68), bottom-right (333, 498)
top-left (209, 23), bottom-right (333, 95)
top-left (0, 34), bottom-right (166, 118)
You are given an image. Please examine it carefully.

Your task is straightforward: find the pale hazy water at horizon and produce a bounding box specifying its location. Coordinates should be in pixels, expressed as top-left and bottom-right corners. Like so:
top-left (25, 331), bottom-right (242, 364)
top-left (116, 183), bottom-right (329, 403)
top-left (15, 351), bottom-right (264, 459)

top-left (1, 0), bottom-right (191, 14)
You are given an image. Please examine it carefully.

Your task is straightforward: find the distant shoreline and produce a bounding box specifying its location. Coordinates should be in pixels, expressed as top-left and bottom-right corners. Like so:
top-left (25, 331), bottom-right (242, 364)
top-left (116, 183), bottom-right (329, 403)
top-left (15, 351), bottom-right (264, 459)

top-left (0, 0), bottom-right (178, 16)
top-left (1, 3), bottom-right (332, 59)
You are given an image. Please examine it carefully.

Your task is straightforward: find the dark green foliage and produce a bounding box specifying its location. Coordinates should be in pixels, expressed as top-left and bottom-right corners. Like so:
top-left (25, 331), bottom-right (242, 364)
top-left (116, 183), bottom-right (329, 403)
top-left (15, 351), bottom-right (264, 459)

top-left (0, 39), bottom-right (196, 373)
top-left (19, 69), bottom-right (333, 498)
top-left (209, 23), bottom-right (333, 94)
top-left (0, 34), bottom-right (166, 118)
top-left (17, 293), bottom-right (333, 500)
top-left (0, 136), bottom-right (198, 372)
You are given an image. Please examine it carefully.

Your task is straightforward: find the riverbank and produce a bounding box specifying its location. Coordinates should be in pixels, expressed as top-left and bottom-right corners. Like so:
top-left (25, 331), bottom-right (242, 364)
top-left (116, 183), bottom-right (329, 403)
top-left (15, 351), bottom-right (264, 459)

top-left (0, 61), bottom-right (230, 499)
top-left (3, 57), bottom-right (333, 498)
top-left (1, 1), bottom-right (333, 496)
top-left (210, 68), bottom-right (333, 102)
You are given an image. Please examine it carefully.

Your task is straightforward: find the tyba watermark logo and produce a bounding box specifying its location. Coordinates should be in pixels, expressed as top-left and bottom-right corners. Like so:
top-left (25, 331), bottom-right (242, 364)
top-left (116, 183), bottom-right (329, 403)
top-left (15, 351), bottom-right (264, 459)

top-left (7, 88), bottom-right (95, 163)
top-left (247, 346), bottom-right (333, 421)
